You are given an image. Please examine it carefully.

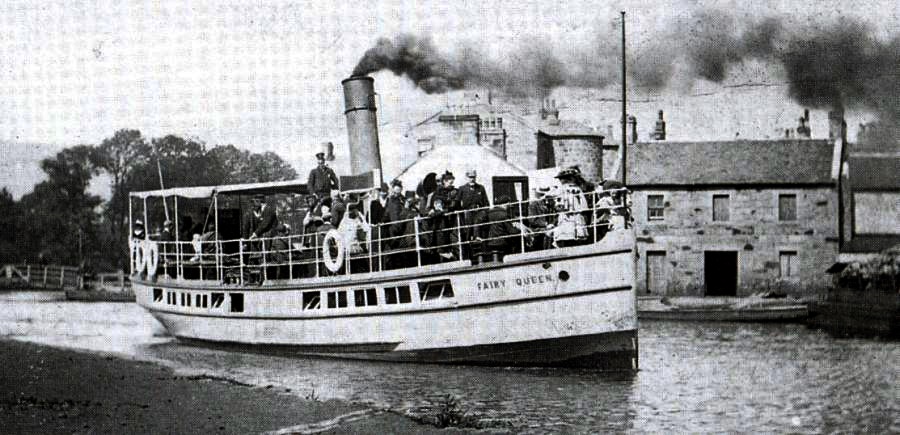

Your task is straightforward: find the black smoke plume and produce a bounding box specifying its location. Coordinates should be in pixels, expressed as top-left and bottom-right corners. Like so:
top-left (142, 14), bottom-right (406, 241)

top-left (351, 34), bottom-right (612, 97)
top-left (354, 14), bottom-right (899, 144)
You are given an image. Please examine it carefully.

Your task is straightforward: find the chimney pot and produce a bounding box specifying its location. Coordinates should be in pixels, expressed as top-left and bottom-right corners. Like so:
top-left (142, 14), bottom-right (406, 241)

top-left (828, 109), bottom-right (846, 143)
top-left (653, 110), bottom-right (666, 141)
top-left (627, 115), bottom-right (637, 145)
top-left (796, 111), bottom-right (811, 139)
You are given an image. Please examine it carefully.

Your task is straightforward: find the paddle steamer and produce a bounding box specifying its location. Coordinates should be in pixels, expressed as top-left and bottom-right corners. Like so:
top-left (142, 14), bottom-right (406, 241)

top-left (129, 77), bottom-right (639, 370)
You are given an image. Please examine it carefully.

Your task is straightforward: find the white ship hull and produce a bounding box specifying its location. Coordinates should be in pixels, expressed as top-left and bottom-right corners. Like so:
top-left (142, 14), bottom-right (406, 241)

top-left (135, 231), bottom-right (638, 369)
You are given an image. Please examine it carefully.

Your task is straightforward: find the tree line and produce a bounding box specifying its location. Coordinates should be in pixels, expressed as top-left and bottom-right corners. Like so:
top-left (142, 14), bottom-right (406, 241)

top-left (0, 129), bottom-right (297, 270)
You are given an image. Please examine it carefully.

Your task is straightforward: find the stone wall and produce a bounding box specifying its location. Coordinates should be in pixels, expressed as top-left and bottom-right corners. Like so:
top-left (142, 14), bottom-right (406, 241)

top-left (852, 192), bottom-right (900, 235)
top-left (631, 187), bottom-right (839, 297)
top-left (551, 137), bottom-right (604, 184)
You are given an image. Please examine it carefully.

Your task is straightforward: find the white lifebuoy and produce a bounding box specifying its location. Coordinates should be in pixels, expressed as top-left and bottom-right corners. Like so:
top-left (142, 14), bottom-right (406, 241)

top-left (131, 240), bottom-right (144, 274)
top-left (145, 240), bottom-right (159, 277)
top-left (322, 229), bottom-right (344, 273)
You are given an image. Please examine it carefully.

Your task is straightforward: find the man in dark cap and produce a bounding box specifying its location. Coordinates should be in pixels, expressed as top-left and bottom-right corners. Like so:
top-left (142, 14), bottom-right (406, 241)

top-left (426, 171), bottom-right (460, 260)
top-left (369, 183), bottom-right (389, 225)
top-left (307, 152), bottom-right (338, 201)
top-left (250, 194), bottom-right (278, 240)
top-left (384, 179), bottom-right (405, 224)
top-left (458, 169), bottom-right (489, 211)
top-left (457, 169), bottom-right (489, 248)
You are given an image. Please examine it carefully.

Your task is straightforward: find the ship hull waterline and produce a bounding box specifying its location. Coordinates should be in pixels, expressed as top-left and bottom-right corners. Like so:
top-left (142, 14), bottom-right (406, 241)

top-left (135, 236), bottom-right (639, 370)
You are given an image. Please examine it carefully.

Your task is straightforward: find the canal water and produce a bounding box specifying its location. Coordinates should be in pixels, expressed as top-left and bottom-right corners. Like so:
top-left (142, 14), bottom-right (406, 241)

top-left (1, 295), bottom-right (897, 433)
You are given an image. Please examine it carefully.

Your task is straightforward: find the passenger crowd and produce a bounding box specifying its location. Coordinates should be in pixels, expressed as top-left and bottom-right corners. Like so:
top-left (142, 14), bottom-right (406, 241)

top-left (140, 151), bottom-right (631, 282)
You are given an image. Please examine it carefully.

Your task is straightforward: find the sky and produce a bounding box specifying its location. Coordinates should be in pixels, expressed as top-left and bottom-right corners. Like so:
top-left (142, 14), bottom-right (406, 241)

top-left (1, 0), bottom-right (898, 198)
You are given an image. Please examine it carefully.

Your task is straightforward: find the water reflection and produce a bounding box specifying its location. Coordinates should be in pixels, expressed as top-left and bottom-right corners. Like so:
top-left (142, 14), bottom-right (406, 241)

top-left (0, 299), bottom-right (896, 433)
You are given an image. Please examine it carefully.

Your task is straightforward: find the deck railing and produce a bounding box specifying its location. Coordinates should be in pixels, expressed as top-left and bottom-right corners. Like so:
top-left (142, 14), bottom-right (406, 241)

top-left (131, 189), bottom-right (631, 285)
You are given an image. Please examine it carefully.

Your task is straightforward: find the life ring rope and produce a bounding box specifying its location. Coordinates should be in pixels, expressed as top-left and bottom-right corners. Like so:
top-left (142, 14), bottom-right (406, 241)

top-left (132, 240), bottom-right (144, 274)
top-left (322, 229), bottom-right (344, 273)
top-left (145, 241), bottom-right (159, 277)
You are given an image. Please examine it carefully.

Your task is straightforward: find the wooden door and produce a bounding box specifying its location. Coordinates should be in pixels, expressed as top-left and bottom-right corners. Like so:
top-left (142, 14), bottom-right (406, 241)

top-left (646, 251), bottom-right (667, 295)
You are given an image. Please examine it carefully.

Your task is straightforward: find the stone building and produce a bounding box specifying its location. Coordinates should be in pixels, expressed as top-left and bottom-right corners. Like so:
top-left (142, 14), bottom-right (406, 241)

top-left (626, 139), bottom-right (841, 297)
top-left (401, 102), bottom-right (538, 172)
top-left (535, 101), bottom-right (605, 184)
top-left (837, 153), bottom-right (900, 260)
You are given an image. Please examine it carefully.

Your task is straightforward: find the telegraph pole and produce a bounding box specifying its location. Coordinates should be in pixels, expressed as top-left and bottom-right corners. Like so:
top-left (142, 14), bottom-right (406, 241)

top-left (621, 11), bottom-right (627, 185)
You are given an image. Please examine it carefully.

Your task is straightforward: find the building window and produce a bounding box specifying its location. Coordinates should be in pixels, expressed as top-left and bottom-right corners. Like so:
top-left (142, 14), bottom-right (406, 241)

top-left (417, 138), bottom-right (434, 156)
top-left (354, 288), bottom-right (378, 307)
top-left (647, 195), bottom-right (665, 221)
top-left (779, 251), bottom-right (798, 278)
top-left (153, 288), bottom-right (163, 303)
top-left (712, 195), bottom-right (730, 222)
top-left (497, 117), bottom-right (502, 129)
top-left (778, 194), bottom-right (797, 221)
top-left (385, 285), bottom-right (412, 304)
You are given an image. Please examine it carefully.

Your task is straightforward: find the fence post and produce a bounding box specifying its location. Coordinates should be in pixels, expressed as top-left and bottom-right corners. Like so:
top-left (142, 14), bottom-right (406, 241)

top-left (377, 225), bottom-right (382, 272)
top-left (43, 267), bottom-right (48, 287)
top-left (238, 241), bottom-right (245, 286)
top-left (456, 214), bottom-right (464, 261)
top-left (261, 238), bottom-right (268, 282)
top-left (118, 270), bottom-right (124, 290)
top-left (59, 267), bottom-right (65, 288)
top-left (288, 235), bottom-right (293, 281)
top-left (414, 217), bottom-right (422, 267)
top-left (314, 232), bottom-right (320, 278)
top-left (592, 191), bottom-right (599, 244)
top-left (518, 200), bottom-right (526, 254)
top-left (198, 241), bottom-right (203, 280)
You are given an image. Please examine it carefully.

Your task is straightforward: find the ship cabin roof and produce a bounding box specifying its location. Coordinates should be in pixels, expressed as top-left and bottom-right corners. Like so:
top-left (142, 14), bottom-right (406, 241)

top-left (130, 172), bottom-right (379, 199)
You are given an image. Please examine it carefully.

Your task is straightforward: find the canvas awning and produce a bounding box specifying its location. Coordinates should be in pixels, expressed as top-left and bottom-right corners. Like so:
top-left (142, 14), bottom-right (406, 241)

top-left (130, 179), bottom-right (310, 199)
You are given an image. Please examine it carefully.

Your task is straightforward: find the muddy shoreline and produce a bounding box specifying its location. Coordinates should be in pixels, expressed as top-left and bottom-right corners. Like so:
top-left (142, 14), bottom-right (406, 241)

top-left (0, 339), bottom-right (466, 434)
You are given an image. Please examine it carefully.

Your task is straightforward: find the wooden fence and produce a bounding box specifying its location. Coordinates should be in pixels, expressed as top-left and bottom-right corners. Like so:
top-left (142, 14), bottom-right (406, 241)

top-left (1, 264), bottom-right (83, 290)
top-left (93, 271), bottom-right (131, 293)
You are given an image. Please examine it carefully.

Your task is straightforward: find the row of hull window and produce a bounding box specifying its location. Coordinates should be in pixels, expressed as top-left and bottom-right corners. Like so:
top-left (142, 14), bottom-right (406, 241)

top-left (319, 280), bottom-right (453, 310)
top-left (152, 280), bottom-right (455, 314)
top-left (154, 288), bottom-right (235, 311)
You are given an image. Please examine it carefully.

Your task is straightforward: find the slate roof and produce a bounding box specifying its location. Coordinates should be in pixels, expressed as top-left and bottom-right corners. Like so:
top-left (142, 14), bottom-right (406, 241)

top-left (848, 155), bottom-right (900, 191)
top-left (537, 119), bottom-right (602, 137)
top-left (624, 139), bottom-right (835, 186)
top-left (395, 145), bottom-right (526, 197)
top-left (842, 235), bottom-right (900, 253)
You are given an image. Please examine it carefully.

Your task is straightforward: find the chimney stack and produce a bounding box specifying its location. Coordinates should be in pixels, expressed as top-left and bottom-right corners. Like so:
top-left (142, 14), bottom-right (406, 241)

top-left (828, 109), bottom-right (846, 143)
top-left (652, 110), bottom-right (666, 140)
top-left (796, 109), bottom-right (811, 139)
top-left (320, 141), bottom-right (335, 161)
top-left (627, 115), bottom-right (637, 145)
top-left (546, 100), bottom-right (560, 126)
top-left (342, 76), bottom-right (383, 182)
